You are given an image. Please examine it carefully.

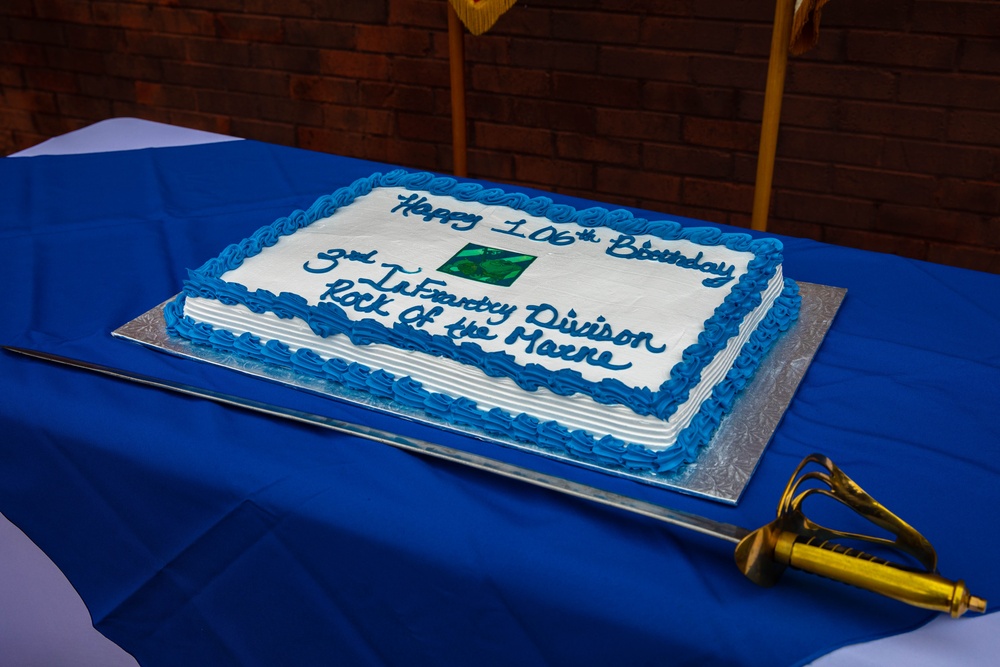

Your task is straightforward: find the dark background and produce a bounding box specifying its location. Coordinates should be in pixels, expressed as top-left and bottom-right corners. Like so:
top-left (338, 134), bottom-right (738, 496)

top-left (2, 0), bottom-right (997, 273)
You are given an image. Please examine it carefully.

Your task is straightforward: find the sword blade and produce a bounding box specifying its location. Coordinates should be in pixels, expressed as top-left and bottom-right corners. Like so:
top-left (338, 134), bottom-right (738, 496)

top-left (4, 345), bottom-right (749, 544)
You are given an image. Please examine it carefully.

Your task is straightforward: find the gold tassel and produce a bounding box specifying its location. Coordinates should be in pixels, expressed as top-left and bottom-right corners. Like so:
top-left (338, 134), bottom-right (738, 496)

top-left (448, 0), bottom-right (518, 36)
top-left (789, 0), bottom-right (831, 55)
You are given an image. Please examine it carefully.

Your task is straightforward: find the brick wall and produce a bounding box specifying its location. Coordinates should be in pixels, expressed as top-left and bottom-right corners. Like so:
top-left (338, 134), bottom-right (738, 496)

top-left (2, 0), bottom-right (998, 273)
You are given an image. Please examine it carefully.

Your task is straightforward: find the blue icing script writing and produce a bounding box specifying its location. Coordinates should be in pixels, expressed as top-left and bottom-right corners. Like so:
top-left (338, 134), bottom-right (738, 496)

top-left (504, 327), bottom-right (632, 371)
top-left (303, 248), bottom-right (378, 274)
top-left (391, 193), bottom-right (483, 231)
top-left (320, 279), bottom-right (394, 316)
top-left (605, 233), bottom-right (737, 288)
top-left (359, 263), bottom-right (518, 325)
top-left (524, 304), bottom-right (666, 354)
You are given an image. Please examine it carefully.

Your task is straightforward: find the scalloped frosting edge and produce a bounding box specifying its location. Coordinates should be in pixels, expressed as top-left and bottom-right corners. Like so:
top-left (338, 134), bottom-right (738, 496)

top-left (164, 279), bottom-right (799, 474)
top-left (179, 170), bottom-right (788, 421)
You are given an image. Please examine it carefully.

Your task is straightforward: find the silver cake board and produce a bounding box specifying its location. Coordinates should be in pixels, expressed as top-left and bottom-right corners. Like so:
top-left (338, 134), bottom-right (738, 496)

top-left (112, 281), bottom-right (845, 504)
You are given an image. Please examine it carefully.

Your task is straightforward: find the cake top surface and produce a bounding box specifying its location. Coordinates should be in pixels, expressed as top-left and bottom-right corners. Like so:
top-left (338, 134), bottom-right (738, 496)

top-left (187, 171), bottom-right (785, 418)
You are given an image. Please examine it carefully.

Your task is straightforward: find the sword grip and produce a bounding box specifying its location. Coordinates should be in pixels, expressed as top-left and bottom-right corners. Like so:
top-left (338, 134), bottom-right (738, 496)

top-left (775, 531), bottom-right (987, 618)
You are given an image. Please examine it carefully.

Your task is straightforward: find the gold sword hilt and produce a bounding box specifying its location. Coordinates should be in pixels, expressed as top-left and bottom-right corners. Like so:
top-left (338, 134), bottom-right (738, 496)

top-left (735, 454), bottom-right (988, 617)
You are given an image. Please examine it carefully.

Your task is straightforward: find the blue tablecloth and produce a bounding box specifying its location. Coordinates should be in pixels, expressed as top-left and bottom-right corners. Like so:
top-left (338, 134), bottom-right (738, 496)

top-left (1, 140), bottom-right (997, 666)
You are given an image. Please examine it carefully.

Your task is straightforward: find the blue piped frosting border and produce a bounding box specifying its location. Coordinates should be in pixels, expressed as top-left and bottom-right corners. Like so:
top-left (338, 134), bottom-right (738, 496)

top-left (165, 171), bottom-right (801, 474)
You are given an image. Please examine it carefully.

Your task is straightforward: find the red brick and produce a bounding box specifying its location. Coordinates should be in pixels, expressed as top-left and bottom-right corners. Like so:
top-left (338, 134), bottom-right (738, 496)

top-left (911, 2), bottom-right (1000, 37)
top-left (683, 117), bottom-right (758, 152)
top-left (468, 93), bottom-right (516, 124)
top-left (509, 38), bottom-right (598, 72)
top-left (738, 91), bottom-right (838, 128)
top-left (833, 166), bottom-right (937, 206)
top-left (2, 89), bottom-right (58, 114)
top-left (599, 47), bottom-right (687, 82)
top-left (331, 105), bottom-right (396, 137)
top-left (839, 100), bottom-right (946, 140)
top-left (0, 65), bottom-right (24, 89)
top-left (393, 56), bottom-right (450, 88)
top-left (0, 109), bottom-right (34, 134)
top-left (23, 67), bottom-right (79, 93)
top-left (596, 166), bottom-right (681, 202)
top-left (846, 31), bottom-right (957, 70)
top-left (64, 24), bottom-right (126, 52)
top-left (258, 95), bottom-right (324, 126)
top-left (474, 121), bottom-right (552, 156)
top-left (948, 110), bottom-right (1000, 147)
top-left (692, 3), bottom-right (771, 22)
top-left (120, 31), bottom-right (187, 60)
top-left (960, 39), bottom-right (1000, 75)
top-left (489, 6), bottom-right (552, 38)
top-left (770, 158), bottom-right (832, 193)
top-left (386, 138), bottom-right (448, 172)
top-left (154, 7), bottom-right (217, 36)
top-left (822, 0), bottom-right (910, 31)
top-left (643, 142), bottom-right (733, 178)
top-left (214, 13), bottom-right (285, 43)
top-left (882, 138), bottom-right (995, 180)
top-left (555, 133), bottom-right (641, 166)
top-left (510, 98), bottom-right (595, 133)
top-left (283, 19), bottom-right (357, 49)
top-left (312, 0), bottom-right (389, 23)
top-left (899, 72), bottom-right (1000, 112)
top-left (596, 108), bottom-right (680, 142)
top-left (936, 178), bottom-right (1000, 216)
top-left (135, 81), bottom-right (197, 108)
top-left (776, 127), bottom-right (882, 166)
top-left (640, 17), bottom-right (739, 53)
top-left (464, 34), bottom-right (510, 65)
top-left (683, 178), bottom-right (754, 213)
top-left (786, 62), bottom-right (895, 100)
top-left (471, 64), bottom-right (551, 97)
top-left (249, 43), bottom-right (320, 73)
top-left (319, 50), bottom-right (390, 80)
top-left (228, 117), bottom-right (296, 146)
top-left (387, 0), bottom-right (447, 31)
top-left (3, 42), bottom-right (47, 67)
top-left (644, 82), bottom-right (736, 118)
top-left (9, 18), bottom-right (65, 45)
top-left (396, 112), bottom-right (451, 143)
top-left (823, 227), bottom-right (928, 261)
top-left (690, 54), bottom-right (766, 89)
top-left (768, 217), bottom-right (824, 242)
top-left (514, 155), bottom-right (593, 190)
top-left (356, 25), bottom-right (432, 56)
top-left (165, 109), bottom-right (233, 136)
top-left (875, 204), bottom-right (991, 245)
top-left (926, 243), bottom-right (1000, 274)
top-left (289, 76), bottom-right (358, 104)
top-left (33, 0), bottom-right (92, 22)
top-left (187, 38), bottom-right (252, 67)
top-left (54, 92), bottom-right (113, 119)
top-left (1, 0), bottom-right (36, 19)
top-left (44, 46), bottom-right (107, 74)
top-left (552, 72), bottom-right (640, 105)
top-left (773, 192), bottom-right (876, 229)
top-left (0, 0), bottom-right (998, 275)
top-left (550, 9), bottom-right (640, 44)
top-left (78, 74), bottom-right (134, 102)
top-left (465, 149), bottom-right (513, 181)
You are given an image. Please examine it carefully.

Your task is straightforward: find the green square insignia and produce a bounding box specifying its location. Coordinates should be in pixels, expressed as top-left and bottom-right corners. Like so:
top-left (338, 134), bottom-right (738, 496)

top-left (437, 243), bottom-right (537, 287)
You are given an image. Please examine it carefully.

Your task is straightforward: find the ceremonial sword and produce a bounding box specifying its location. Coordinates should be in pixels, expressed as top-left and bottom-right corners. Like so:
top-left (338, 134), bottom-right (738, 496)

top-left (3, 345), bottom-right (987, 618)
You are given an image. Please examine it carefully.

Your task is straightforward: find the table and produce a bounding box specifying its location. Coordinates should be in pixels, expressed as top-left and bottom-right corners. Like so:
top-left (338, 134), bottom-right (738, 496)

top-left (2, 119), bottom-right (998, 666)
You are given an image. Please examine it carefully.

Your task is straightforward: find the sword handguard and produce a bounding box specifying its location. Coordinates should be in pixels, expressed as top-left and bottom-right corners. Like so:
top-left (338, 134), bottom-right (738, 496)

top-left (734, 454), bottom-right (988, 617)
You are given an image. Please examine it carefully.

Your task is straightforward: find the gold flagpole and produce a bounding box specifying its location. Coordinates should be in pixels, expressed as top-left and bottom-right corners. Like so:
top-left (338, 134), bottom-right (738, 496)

top-left (448, 3), bottom-right (468, 177)
top-left (751, 0), bottom-right (796, 232)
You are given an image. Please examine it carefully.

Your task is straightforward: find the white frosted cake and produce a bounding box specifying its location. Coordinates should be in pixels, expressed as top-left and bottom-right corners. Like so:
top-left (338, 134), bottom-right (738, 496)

top-left (165, 171), bottom-right (800, 474)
